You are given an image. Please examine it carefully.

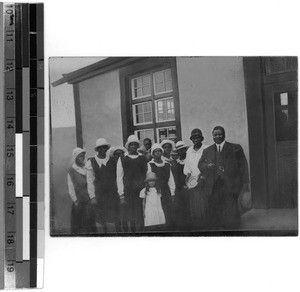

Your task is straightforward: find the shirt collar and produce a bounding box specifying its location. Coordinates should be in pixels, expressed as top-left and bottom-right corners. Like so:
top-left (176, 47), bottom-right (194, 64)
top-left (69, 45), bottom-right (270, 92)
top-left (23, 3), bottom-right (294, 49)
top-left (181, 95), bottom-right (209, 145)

top-left (190, 145), bottom-right (204, 153)
top-left (94, 154), bottom-right (109, 166)
top-left (150, 158), bottom-right (167, 166)
top-left (125, 152), bottom-right (142, 158)
top-left (72, 163), bottom-right (87, 175)
top-left (215, 140), bottom-right (226, 151)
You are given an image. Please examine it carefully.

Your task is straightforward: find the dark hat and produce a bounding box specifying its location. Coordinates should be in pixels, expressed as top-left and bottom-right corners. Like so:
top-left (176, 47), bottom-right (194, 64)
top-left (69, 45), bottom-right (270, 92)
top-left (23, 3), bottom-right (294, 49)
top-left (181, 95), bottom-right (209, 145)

top-left (190, 128), bottom-right (204, 141)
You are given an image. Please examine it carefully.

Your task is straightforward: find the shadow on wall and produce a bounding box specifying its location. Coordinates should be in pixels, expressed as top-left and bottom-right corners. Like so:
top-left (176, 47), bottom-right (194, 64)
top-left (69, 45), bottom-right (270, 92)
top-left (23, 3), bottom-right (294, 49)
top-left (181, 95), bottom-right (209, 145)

top-left (51, 126), bottom-right (77, 235)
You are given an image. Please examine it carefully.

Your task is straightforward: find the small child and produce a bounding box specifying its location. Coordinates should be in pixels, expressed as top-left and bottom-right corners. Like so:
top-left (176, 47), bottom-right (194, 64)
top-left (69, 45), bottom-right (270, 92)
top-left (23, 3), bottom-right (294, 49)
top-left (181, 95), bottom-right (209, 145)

top-left (139, 172), bottom-right (166, 231)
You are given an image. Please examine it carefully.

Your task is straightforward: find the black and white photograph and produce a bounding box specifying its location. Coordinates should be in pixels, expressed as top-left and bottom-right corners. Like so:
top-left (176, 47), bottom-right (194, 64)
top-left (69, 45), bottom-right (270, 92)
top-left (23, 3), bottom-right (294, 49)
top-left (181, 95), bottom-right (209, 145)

top-left (49, 56), bottom-right (298, 236)
top-left (0, 0), bottom-right (299, 291)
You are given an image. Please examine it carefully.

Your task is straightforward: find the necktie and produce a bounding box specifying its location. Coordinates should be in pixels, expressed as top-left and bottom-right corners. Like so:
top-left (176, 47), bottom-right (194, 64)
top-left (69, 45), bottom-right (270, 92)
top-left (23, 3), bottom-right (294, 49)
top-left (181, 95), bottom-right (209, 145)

top-left (218, 145), bottom-right (221, 152)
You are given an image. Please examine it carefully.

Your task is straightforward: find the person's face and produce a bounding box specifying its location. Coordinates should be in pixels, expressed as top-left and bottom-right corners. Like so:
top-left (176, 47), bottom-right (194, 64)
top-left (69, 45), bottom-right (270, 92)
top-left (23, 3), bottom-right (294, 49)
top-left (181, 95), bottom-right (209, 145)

top-left (75, 152), bottom-right (85, 166)
top-left (162, 144), bottom-right (172, 156)
top-left (177, 148), bottom-right (187, 159)
top-left (143, 140), bottom-right (152, 151)
top-left (153, 149), bottom-right (162, 160)
top-left (191, 135), bottom-right (202, 146)
top-left (148, 180), bottom-right (156, 188)
top-left (114, 150), bottom-right (124, 159)
top-left (212, 129), bottom-right (225, 144)
top-left (97, 145), bottom-right (108, 156)
top-left (128, 142), bottom-right (139, 154)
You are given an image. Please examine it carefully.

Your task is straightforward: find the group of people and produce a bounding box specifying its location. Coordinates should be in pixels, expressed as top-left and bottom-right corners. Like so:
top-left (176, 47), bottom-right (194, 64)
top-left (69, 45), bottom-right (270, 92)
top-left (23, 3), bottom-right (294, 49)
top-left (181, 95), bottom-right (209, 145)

top-left (67, 126), bottom-right (250, 235)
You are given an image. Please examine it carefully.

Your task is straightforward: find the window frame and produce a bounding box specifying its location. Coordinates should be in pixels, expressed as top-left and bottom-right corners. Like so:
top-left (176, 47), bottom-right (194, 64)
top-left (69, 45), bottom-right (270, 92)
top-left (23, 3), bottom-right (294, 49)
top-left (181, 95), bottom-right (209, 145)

top-left (153, 68), bottom-right (173, 95)
top-left (134, 129), bottom-right (155, 142)
top-left (156, 126), bottom-right (177, 143)
top-left (154, 96), bottom-right (176, 123)
top-left (119, 58), bottom-right (182, 144)
top-left (132, 100), bottom-right (153, 126)
top-left (131, 73), bottom-right (152, 100)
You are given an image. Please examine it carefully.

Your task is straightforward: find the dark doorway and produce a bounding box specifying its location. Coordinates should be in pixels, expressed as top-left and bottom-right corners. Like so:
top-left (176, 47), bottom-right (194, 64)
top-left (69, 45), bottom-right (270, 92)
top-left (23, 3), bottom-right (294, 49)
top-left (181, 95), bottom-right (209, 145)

top-left (262, 57), bottom-right (298, 208)
top-left (244, 57), bottom-right (298, 209)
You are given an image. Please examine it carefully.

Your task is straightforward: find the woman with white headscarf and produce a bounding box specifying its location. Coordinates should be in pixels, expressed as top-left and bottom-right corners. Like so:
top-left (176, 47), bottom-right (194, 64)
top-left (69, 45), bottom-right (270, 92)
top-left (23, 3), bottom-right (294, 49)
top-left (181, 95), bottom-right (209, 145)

top-left (67, 147), bottom-right (96, 234)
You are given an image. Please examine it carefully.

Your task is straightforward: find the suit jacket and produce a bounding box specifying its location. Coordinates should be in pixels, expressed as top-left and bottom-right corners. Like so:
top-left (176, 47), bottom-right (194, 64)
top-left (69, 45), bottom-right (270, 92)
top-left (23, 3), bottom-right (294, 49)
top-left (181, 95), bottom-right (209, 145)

top-left (198, 141), bottom-right (249, 197)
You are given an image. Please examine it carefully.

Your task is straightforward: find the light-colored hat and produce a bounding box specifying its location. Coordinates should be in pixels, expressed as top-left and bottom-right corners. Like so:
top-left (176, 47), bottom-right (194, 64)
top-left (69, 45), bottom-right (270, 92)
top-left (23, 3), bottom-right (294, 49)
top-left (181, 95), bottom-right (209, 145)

top-left (144, 171), bottom-right (158, 182)
top-left (238, 190), bottom-right (252, 214)
top-left (94, 138), bottom-right (111, 151)
top-left (109, 145), bottom-right (127, 157)
top-left (160, 139), bottom-right (175, 150)
top-left (72, 147), bottom-right (86, 162)
top-left (125, 135), bottom-right (142, 149)
top-left (151, 143), bottom-right (163, 156)
top-left (175, 141), bottom-right (189, 151)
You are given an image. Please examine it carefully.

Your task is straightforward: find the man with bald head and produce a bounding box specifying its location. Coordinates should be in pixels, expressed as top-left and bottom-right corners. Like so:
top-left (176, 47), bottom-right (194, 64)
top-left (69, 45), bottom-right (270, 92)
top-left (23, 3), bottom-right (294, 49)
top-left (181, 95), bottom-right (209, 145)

top-left (198, 126), bottom-right (250, 230)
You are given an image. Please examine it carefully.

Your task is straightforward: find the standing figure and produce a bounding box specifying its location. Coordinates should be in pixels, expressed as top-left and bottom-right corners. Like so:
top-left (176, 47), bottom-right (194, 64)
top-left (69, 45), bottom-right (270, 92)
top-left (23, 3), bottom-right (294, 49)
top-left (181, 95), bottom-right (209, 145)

top-left (143, 138), bottom-right (153, 161)
top-left (67, 147), bottom-right (96, 235)
top-left (184, 128), bottom-right (208, 230)
top-left (147, 143), bottom-right (176, 230)
top-left (174, 141), bottom-right (190, 231)
top-left (161, 140), bottom-right (175, 163)
top-left (117, 135), bottom-right (147, 233)
top-left (139, 172), bottom-right (166, 232)
top-left (86, 138), bottom-right (120, 233)
top-left (198, 126), bottom-right (250, 230)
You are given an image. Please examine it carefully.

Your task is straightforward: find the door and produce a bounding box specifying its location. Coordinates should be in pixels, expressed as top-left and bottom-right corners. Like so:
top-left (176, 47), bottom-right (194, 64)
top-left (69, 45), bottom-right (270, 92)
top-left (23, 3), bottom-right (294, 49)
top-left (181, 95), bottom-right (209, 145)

top-left (262, 57), bottom-right (298, 208)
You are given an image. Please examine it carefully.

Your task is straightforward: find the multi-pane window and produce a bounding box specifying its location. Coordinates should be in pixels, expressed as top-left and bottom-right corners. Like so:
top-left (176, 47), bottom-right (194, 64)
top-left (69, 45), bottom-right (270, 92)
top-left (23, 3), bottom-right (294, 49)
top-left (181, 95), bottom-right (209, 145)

top-left (153, 69), bottom-right (173, 94)
top-left (130, 67), bottom-right (179, 143)
top-left (133, 101), bottom-right (153, 125)
top-left (135, 129), bottom-right (155, 142)
top-left (155, 97), bottom-right (175, 122)
top-left (131, 74), bottom-right (151, 99)
top-left (157, 126), bottom-right (177, 143)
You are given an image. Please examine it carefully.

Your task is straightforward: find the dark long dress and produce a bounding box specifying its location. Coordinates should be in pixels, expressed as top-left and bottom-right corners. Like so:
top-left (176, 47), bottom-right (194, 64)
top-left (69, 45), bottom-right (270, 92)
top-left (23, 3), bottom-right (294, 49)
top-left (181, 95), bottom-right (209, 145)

top-left (89, 157), bottom-right (120, 224)
top-left (68, 167), bottom-right (96, 234)
top-left (174, 160), bottom-right (190, 231)
top-left (121, 155), bottom-right (147, 232)
top-left (148, 162), bottom-right (173, 228)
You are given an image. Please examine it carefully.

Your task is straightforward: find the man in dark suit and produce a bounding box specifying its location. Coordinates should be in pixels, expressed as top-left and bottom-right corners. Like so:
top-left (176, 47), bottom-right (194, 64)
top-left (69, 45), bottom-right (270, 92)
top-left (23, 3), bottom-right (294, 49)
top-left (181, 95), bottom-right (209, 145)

top-left (198, 126), bottom-right (249, 230)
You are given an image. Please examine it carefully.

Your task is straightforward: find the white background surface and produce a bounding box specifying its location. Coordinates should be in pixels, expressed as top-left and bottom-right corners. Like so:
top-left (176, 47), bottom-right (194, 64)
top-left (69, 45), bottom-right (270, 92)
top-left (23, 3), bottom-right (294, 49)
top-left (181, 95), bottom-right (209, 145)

top-left (21, 0), bottom-right (300, 291)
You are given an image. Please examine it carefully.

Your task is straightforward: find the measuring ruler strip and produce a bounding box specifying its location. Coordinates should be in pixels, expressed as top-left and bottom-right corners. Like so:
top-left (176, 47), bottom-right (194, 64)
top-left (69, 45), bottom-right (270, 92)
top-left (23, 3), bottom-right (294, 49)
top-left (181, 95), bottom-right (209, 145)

top-left (2, 3), bottom-right (43, 288)
top-left (32, 4), bottom-right (44, 288)
top-left (0, 3), bottom-right (5, 289)
top-left (29, 4), bottom-right (37, 289)
top-left (29, 3), bottom-right (37, 288)
top-left (36, 5), bottom-right (44, 288)
top-left (4, 2), bottom-right (16, 289)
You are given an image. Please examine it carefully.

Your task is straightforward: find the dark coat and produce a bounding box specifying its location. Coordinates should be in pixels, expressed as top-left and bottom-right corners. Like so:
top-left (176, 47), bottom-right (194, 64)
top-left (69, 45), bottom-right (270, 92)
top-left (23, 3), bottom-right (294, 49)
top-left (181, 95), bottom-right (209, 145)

top-left (198, 141), bottom-right (249, 197)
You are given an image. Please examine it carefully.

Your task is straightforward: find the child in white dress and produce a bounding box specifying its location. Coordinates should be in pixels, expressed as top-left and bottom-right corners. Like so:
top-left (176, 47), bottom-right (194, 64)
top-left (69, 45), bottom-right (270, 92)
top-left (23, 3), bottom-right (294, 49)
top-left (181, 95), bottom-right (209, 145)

top-left (139, 172), bottom-right (166, 231)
